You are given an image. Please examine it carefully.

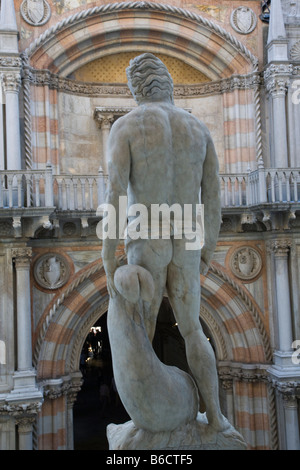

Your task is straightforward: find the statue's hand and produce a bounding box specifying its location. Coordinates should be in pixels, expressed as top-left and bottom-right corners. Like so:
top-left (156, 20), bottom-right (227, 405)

top-left (200, 258), bottom-right (209, 275)
top-left (103, 257), bottom-right (119, 297)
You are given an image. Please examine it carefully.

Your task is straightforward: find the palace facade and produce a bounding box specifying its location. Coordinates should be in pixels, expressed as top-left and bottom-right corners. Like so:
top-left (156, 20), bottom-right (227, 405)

top-left (0, 0), bottom-right (300, 450)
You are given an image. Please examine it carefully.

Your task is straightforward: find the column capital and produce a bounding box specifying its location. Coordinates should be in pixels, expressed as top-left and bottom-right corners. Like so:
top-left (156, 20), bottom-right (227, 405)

top-left (282, 394), bottom-right (299, 407)
top-left (266, 77), bottom-right (290, 97)
top-left (269, 239), bottom-right (292, 256)
top-left (15, 415), bottom-right (36, 432)
top-left (11, 247), bottom-right (32, 268)
top-left (94, 111), bottom-right (115, 129)
top-left (264, 64), bottom-right (293, 97)
top-left (0, 71), bottom-right (21, 93)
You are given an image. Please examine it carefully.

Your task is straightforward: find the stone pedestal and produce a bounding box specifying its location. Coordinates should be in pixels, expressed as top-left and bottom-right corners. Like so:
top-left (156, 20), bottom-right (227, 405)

top-left (107, 413), bottom-right (247, 451)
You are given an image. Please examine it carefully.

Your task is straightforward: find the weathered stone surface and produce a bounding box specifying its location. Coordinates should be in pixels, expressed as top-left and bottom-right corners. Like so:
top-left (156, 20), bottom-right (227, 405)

top-left (107, 413), bottom-right (247, 450)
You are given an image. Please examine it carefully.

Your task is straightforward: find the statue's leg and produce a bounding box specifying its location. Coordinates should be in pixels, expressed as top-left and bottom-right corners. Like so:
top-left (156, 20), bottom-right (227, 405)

top-left (166, 240), bottom-right (229, 431)
top-left (126, 238), bottom-right (172, 341)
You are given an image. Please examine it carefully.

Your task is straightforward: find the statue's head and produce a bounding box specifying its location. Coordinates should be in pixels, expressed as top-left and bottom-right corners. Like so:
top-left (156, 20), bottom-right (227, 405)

top-left (126, 53), bottom-right (174, 104)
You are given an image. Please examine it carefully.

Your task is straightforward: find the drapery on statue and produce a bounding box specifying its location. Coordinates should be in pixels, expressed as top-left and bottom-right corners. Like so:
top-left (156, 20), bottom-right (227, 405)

top-left (101, 53), bottom-right (246, 450)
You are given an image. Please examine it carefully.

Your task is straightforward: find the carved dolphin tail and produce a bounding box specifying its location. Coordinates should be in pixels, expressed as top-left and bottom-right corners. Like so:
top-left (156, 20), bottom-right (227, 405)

top-left (107, 264), bottom-right (199, 433)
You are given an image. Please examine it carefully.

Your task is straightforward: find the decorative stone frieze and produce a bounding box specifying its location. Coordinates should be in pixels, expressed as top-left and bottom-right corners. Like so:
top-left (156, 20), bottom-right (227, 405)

top-left (264, 64), bottom-right (294, 80)
top-left (27, 67), bottom-right (262, 97)
top-left (219, 364), bottom-right (269, 384)
top-left (0, 400), bottom-right (42, 417)
top-left (33, 253), bottom-right (70, 290)
top-left (230, 7), bottom-right (257, 35)
top-left (0, 57), bottom-right (22, 68)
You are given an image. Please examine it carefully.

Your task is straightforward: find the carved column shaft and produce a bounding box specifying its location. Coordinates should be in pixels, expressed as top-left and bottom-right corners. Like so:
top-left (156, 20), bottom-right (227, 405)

top-left (269, 78), bottom-right (289, 167)
top-left (282, 394), bottom-right (300, 450)
top-left (12, 248), bottom-right (33, 371)
top-left (0, 71), bottom-right (22, 170)
top-left (95, 113), bottom-right (115, 175)
top-left (15, 416), bottom-right (35, 450)
top-left (265, 65), bottom-right (292, 168)
top-left (270, 240), bottom-right (293, 352)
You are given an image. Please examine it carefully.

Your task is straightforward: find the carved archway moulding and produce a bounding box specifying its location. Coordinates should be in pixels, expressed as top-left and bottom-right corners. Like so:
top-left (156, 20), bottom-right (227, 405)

top-left (24, 2), bottom-right (258, 79)
top-left (34, 255), bottom-right (271, 381)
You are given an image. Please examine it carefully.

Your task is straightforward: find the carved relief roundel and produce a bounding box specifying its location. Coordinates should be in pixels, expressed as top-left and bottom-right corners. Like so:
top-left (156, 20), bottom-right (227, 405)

top-left (20, 0), bottom-right (51, 26)
top-left (230, 246), bottom-right (262, 281)
top-left (230, 7), bottom-right (257, 35)
top-left (33, 253), bottom-right (70, 290)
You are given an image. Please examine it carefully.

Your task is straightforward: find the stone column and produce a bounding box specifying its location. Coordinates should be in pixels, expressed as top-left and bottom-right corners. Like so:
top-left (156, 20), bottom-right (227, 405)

top-left (270, 240), bottom-right (293, 355)
top-left (11, 247), bottom-right (33, 371)
top-left (221, 379), bottom-right (235, 426)
top-left (0, 71), bottom-right (22, 170)
top-left (267, 77), bottom-right (289, 167)
top-left (15, 416), bottom-right (35, 451)
top-left (66, 373), bottom-right (83, 450)
top-left (95, 113), bottom-right (114, 175)
top-left (282, 394), bottom-right (300, 450)
top-left (0, 87), bottom-right (4, 170)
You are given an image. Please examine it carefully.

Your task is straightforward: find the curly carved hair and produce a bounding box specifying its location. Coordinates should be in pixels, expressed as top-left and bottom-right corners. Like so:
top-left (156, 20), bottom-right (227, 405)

top-left (126, 53), bottom-right (174, 104)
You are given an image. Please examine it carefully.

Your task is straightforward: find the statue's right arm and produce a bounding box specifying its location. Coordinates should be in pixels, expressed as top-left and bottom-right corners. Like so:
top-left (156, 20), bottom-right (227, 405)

top-left (200, 133), bottom-right (222, 275)
top-left (101, 118), bottom-right (131, 296)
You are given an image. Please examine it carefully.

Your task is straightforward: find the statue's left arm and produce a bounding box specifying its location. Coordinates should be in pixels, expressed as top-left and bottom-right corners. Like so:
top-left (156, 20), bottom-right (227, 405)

top-left (200, 133), bottom-right (222, 275)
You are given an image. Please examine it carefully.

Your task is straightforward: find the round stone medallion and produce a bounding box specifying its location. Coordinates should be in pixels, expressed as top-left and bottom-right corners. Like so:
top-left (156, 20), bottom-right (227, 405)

top-left (33, 253), bottom-right (70, 290)
top-left (230, 246), bottom-right (262, 281)
top-left (230, 7), bottom-right (257, 35)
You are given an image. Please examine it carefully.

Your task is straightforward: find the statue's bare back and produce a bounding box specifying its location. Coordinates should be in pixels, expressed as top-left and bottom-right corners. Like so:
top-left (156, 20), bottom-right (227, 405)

top-left (113, 102), bottom-right (209, 209)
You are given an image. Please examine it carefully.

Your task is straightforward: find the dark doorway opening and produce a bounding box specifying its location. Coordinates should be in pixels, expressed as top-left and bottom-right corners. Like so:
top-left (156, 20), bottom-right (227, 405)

top-left (73, 298), bottom-right (216, 449)
top-left (73, 312), bottom-right (130, 450)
